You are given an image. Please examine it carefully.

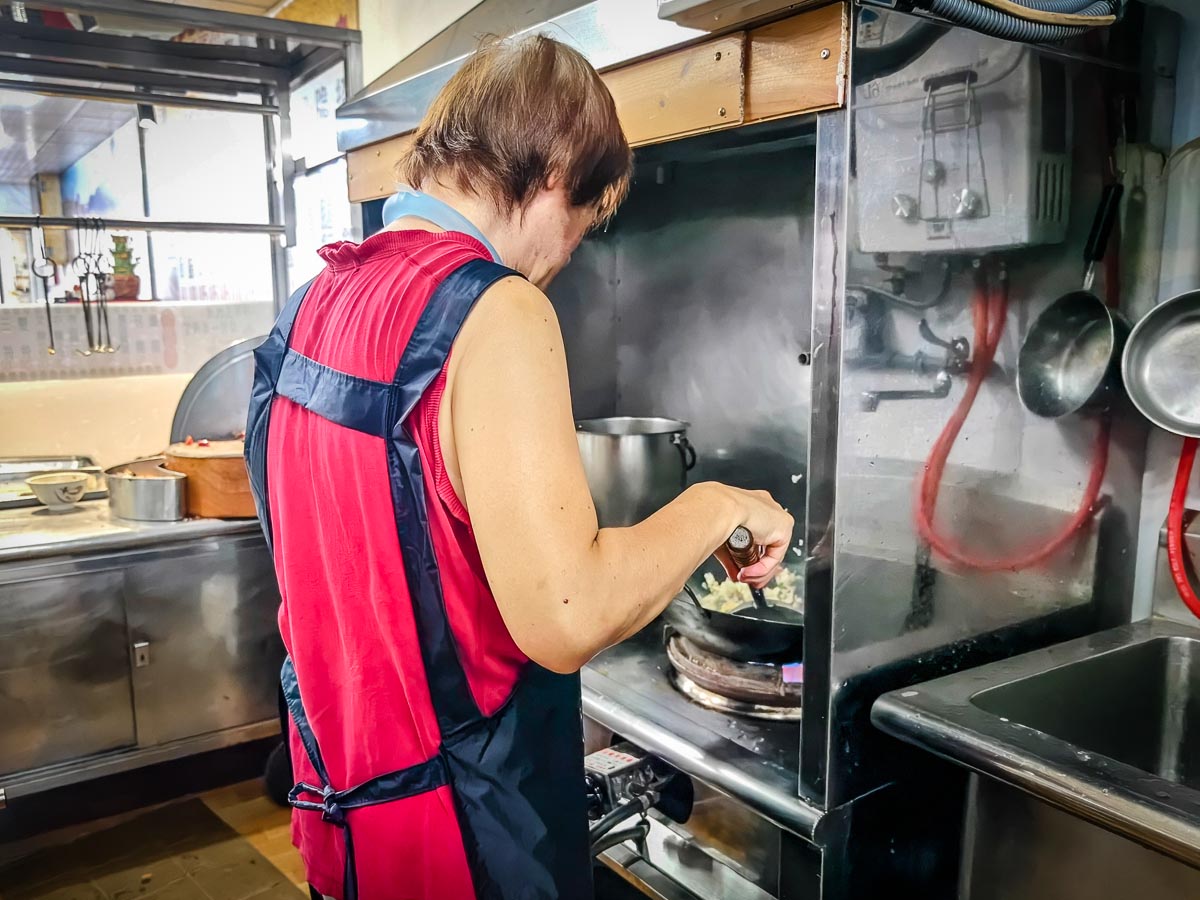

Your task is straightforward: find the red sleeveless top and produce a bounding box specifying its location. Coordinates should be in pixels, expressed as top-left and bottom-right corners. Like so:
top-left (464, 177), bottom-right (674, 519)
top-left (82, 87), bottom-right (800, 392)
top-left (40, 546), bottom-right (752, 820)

top-left (267, 230), bottom-right (527, 897)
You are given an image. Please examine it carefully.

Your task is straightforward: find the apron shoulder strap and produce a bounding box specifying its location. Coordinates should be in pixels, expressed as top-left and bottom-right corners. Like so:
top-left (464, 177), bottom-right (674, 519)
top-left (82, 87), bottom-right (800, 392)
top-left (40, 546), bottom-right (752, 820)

top-left (245, 276), bottom-right (319, 553)
top-left (391, 257), bottom-right (520, 425)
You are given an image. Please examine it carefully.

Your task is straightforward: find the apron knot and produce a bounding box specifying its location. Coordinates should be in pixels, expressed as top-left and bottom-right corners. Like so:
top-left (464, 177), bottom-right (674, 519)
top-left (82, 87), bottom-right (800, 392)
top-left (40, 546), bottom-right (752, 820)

top-left (320, 786), bottom-right (348, 826)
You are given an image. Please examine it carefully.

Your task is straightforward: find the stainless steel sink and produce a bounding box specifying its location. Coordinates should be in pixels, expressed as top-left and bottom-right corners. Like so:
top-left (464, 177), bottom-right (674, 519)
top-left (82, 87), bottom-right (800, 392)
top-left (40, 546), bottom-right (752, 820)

top-left (872, 618), bottom-right (1200, 869)
top-left (973, 634), bottom-right (1200, 789)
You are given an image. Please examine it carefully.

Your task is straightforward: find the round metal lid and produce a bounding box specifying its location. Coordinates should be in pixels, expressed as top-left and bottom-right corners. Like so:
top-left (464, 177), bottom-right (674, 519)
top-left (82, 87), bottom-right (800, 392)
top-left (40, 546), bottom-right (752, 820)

top-left (170, 336), bottom-right (266, 444)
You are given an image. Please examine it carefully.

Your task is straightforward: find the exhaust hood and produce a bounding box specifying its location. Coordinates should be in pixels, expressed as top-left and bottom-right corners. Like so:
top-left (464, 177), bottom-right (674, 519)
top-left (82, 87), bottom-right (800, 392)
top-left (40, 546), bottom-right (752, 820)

top-left (335, 0), bottom-right (825, 153)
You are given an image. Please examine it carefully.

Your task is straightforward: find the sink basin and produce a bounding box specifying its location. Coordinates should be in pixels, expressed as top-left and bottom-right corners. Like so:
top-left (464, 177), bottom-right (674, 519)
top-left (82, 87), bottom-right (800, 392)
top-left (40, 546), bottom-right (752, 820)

top-left (972, 636), bottom-right (1200, 789)
top-left (872, 619), bottom-right (1200, 869)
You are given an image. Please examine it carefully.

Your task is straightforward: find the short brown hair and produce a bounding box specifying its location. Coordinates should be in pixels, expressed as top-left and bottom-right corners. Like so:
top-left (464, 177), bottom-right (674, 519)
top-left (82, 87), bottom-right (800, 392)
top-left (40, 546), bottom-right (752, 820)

top-left (398, 35), bottom-right (632, 225)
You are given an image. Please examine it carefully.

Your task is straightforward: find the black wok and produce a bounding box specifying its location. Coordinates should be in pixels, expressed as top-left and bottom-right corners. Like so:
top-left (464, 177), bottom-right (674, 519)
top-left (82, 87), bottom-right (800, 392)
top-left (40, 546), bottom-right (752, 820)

top-left (662, 584), bottom-right (804, 664)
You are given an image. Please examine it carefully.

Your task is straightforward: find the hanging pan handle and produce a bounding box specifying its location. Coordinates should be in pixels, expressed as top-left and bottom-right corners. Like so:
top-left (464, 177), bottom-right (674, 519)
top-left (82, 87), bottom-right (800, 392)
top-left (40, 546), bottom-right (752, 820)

top-left (1082, 183), bottom-right (1124, 291)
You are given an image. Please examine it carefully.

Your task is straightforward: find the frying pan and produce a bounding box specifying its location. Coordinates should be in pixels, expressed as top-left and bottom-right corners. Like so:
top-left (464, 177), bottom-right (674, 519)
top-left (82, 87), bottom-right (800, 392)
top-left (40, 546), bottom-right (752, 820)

top-left (661, 583), bottom-right (804, 664)
top-left (1122, 289), bottom-right (1200, 439)
top-left (1121, 288), bottom-right (1200, 619)
top-left (1018, 183), bottom-right (1128, 418)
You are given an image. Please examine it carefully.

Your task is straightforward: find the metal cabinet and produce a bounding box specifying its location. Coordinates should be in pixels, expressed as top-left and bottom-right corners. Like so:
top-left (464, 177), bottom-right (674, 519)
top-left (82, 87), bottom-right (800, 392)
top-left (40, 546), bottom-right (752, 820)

top-left (123, 535), bottom-right (283, 746)
top-left (0, 562), bottom-right (136, 777)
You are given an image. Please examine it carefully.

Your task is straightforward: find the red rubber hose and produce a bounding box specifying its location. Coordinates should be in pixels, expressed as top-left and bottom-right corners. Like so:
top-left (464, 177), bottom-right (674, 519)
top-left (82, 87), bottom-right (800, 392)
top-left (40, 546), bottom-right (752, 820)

top-left (1167, 437), bottom-right (1200, 620)
top-left (915, 265), bottom-right (1109, 573)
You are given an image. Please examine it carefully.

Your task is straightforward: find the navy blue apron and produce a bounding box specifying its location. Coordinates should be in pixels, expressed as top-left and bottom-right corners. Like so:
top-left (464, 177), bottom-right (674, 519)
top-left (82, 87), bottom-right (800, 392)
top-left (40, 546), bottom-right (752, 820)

top-left (245, 194), bottom-right (592, 900)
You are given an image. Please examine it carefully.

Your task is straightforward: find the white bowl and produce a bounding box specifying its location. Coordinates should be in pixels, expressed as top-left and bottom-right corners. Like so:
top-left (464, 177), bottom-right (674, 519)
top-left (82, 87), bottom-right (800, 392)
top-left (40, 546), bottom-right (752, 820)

top-left (26, 472), bottom-right (90, 512)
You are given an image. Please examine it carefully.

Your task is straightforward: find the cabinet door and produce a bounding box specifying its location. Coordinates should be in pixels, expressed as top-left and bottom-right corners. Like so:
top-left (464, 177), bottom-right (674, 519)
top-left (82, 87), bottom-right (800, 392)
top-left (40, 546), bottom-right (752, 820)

top-left (124, 535), bottom-right (283, 746)
top-left (0, 566), bottom-right (135, 776)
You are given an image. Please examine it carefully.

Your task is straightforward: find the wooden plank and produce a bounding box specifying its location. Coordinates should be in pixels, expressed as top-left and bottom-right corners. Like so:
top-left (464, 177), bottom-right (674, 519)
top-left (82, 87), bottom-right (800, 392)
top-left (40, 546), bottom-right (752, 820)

top-left (346, 133), bottom-right (413, 203)
top-left (342, 5), bottom-right (848, 203)
top-left (603, 34), bottom-right (745, 147)
top-left (745, 2), bottom-right (847, 124)
top-left (273, 0), bottom-right (358, 30)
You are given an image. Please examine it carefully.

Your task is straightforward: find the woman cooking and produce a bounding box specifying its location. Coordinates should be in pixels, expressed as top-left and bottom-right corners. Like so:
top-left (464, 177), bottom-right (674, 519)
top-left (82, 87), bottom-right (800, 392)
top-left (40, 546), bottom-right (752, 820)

top-left (245, 34), bottom-right (793, 900)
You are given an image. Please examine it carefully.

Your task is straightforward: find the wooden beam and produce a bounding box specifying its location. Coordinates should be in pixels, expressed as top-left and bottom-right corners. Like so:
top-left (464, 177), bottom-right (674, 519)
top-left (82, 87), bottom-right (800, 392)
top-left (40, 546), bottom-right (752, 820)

top-left (347, 133), bottom-right (412, 203)
top-left (344, 3), bottom-right (849, 202)
top-left (272, 0), bottom-right (358, 30)
top-left (604, 33), bottom-right (746, 147)
top-left (745, 2), bottom-right (847, 124)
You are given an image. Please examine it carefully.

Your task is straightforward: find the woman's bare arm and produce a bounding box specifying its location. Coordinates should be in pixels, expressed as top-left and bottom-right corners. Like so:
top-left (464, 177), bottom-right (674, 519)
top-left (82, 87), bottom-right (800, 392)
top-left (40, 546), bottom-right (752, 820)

top-left (446, 277), bottom-right (793, 674)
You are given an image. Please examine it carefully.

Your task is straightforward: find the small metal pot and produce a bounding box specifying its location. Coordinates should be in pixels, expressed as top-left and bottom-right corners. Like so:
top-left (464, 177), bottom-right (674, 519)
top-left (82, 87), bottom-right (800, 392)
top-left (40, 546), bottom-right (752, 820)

top-left (1017, 291), bottom-right (1130, 418)
top-left (576, 417), bottom-right (696, 527)
top-left (105, 457), bottom-right (187, 521)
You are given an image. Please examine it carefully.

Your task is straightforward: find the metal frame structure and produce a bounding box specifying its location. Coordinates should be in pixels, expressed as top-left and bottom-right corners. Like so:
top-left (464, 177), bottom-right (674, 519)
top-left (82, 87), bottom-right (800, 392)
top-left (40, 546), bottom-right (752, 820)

top-left (0, 0), bottom-right (361, 310)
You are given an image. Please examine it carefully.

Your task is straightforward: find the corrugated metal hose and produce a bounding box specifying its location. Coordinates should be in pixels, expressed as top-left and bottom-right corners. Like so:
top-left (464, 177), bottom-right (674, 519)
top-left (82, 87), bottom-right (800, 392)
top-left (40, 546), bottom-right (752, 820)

top-left (909, 0), bottom-right (1121, 42)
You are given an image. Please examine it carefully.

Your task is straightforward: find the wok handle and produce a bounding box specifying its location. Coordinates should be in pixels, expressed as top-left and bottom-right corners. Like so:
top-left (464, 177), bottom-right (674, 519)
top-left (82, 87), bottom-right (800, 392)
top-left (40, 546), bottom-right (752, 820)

top-left (726, 526), bottom-right (761, 570)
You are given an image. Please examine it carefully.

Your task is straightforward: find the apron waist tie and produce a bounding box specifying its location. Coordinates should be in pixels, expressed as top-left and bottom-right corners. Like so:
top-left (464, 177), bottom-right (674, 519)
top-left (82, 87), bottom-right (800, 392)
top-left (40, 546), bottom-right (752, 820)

top-left (281, 656), bottom-right (451, 900)
top-left (287, 754), bottom-right (450, 900)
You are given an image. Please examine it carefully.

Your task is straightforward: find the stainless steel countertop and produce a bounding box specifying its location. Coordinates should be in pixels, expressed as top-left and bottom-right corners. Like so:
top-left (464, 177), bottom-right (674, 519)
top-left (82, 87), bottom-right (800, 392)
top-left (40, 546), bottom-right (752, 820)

top-left (0, 500), bottom-right (261, 564)
top-left (873, 618), bottom-right (1200, 870)
top-left (582, 625), bottom-right (822, 840)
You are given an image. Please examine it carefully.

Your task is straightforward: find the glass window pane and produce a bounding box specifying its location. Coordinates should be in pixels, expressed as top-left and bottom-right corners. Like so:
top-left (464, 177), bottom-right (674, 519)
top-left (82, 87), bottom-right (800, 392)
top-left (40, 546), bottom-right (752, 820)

top-left (288, 159), bottom-right (355, 289)
top-left (61, 118), bottom-right (144, 219)
top-left (142, 107), bottom-right (269, 224)
top-left (151, 232), bottom-right (274, 303)
top-left (0, 228), bottom-right (34, 303)
top-left (290, 65), bottom-right (346, 168)
top-left (0, 185), bottom-right (35, 216)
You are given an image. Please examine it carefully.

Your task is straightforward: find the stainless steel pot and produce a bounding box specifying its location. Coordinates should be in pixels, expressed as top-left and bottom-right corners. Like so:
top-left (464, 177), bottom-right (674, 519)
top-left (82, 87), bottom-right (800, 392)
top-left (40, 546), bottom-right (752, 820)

top-left (105, 457), bottom-right (187, 521)
top-left (576, 417), bottom-right (696, 527)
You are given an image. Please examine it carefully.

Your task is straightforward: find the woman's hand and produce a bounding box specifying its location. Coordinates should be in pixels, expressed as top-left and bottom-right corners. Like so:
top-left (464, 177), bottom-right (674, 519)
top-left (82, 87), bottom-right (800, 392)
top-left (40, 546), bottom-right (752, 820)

top-left (712, 487), bottom-right (794, 589)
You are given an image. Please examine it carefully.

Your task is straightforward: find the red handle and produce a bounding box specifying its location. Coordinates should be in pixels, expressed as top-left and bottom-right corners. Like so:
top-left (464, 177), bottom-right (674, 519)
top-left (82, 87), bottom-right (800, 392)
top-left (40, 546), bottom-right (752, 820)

top-left (1167, 437), bottom-right (1200, 620)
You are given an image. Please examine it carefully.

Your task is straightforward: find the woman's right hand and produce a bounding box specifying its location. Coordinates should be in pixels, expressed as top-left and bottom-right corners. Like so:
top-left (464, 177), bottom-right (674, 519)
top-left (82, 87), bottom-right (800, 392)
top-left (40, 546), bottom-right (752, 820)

top-left (711, 486), bottom-right (794, 589)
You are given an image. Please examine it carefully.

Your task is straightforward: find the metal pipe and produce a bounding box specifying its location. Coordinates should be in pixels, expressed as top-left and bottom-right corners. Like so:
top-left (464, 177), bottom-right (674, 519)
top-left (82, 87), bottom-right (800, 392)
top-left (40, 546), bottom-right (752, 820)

top-left (0, 55), bottom-right (258, 96)
top-left (136, 119), bottom-right (158, 301)
top-left (262, 77), bottom-right (291, 312)
top-left (0, 79), bottom-right (278, 114)
top-left (48, 0), bottom-right (361, 48)
top-left (0, 216), bottom-right (284, 235)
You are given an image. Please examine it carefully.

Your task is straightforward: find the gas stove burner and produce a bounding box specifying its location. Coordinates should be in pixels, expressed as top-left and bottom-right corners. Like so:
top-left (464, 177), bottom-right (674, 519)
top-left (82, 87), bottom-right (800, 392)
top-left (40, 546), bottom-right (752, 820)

top-left (665, 634), bottom-right (802, 721)
top-left (672, 672), bottom-right (803, 721)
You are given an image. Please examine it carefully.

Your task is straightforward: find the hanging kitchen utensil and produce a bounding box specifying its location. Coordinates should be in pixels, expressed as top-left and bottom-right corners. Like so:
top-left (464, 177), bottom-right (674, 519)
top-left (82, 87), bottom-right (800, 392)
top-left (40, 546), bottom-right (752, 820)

top-left (1121, 288), bottom-right (1200, 619)
top-left (1122, 289), bottom-right (1200, 439)
top-left (31, 217), bottom-right (55, 355)
top-left (1018, 183), bottom-right (1129, 418)
top-left (94, 218), bottom-right (116, 352)
top-left (71, 218), bottom-right (96, 356)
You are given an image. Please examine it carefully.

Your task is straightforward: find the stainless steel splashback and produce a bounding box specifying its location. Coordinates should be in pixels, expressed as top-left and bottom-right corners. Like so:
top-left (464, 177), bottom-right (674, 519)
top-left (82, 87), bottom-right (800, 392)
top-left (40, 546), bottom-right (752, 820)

top-left (821, 6), bottom-right (1148, 811)
top-left (548, 124), bottom-right (818, 585)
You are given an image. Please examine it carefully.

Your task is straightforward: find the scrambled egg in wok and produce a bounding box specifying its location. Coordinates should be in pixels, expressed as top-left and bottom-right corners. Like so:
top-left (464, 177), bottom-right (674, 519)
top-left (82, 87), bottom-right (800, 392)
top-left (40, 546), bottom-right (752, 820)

top-left (697, 566), bottom-right (801, 613)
